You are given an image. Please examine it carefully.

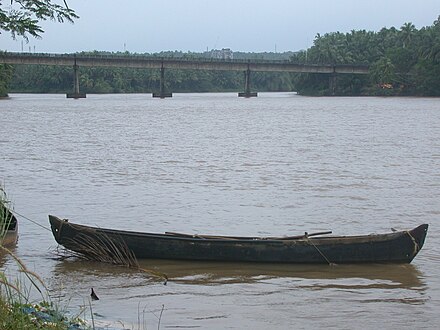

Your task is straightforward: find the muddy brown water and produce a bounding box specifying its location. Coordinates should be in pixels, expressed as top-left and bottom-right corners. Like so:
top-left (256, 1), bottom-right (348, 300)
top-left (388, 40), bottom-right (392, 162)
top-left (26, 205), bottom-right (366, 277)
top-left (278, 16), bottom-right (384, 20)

top-left (1, 93), bottom-right (439, 329)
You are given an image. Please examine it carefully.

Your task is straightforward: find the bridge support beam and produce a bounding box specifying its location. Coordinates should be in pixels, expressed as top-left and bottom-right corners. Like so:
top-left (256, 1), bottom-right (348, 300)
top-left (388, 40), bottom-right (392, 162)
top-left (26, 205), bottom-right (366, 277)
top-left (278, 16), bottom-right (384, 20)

top-left (153, 64), bottom-right (172, 98)
top-left (329, 73), bottom-right (337, 96)
top-left (238, 66), bottom-right (257, 98)
top-left (67, 58), bottom-right (86, 99)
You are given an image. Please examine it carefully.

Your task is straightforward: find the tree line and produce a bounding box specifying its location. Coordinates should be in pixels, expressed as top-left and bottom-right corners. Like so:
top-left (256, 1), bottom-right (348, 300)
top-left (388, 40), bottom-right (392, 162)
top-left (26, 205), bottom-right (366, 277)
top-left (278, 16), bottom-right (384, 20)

top-left (2, 16), bottom-right (440, 97)
top-left (292, 16), bottom-right (440, 96)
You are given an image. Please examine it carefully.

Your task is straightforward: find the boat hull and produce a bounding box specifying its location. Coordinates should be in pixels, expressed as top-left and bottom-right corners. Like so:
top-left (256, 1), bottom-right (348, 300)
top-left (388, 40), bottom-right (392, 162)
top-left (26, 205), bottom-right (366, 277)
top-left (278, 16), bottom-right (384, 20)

top-left (1, 208), bottom-right (18, 247)
top-left (48, 215), bottom-right (428, 264)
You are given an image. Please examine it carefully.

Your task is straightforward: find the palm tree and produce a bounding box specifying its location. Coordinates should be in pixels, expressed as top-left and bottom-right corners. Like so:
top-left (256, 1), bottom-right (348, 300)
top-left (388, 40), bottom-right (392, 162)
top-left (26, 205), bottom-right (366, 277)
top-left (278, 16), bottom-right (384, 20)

top-left (400, 22), bottom-right (416, 48)
top-left (370, 57), bottom-right (395, 85)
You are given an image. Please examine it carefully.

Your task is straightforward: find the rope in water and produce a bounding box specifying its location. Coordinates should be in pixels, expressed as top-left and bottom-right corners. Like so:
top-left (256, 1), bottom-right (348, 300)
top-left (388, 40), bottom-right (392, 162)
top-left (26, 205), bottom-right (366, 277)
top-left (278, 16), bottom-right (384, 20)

top-left (11, 209), bottom-right (51, 232)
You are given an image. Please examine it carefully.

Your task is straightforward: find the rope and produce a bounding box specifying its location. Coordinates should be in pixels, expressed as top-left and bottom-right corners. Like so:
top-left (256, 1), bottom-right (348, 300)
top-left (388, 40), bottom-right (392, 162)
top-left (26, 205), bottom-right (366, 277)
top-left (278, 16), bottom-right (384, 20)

top-left (305, 235), bottom-right (336, 266)
top-left (405, 230), bottom-right (420, 257)
top-left (11, 210), bottom-right (51, 232)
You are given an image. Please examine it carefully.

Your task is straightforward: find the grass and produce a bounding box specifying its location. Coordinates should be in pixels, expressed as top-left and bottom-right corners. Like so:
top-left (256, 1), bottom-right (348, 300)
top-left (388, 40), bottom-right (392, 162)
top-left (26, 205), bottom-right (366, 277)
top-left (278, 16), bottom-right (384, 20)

top-left (0, 184), bottom-right (87, 329)
top-left (0, 244), bottom-right (93, 330)
top-left (0, 297), bottom-right (85, 330)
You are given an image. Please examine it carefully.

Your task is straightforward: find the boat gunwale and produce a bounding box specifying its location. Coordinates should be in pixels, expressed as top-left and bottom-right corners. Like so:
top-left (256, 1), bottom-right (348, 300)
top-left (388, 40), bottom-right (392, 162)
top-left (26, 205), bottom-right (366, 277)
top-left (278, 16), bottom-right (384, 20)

top-left (49, 215), bottom-right (418, 245)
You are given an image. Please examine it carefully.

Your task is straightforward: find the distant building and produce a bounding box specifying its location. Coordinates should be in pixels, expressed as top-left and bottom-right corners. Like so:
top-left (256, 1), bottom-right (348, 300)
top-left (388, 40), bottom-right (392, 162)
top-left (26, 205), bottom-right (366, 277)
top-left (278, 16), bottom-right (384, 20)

top-left (208, 48), bottom-right (234, 60)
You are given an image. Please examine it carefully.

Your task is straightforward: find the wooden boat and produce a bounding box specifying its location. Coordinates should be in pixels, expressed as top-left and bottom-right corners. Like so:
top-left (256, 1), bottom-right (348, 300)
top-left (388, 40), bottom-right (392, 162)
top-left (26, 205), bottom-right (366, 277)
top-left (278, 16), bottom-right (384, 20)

top-left (48, 215), bottom-right (428, 264)
top-left (1, 207), bottom-right (18, 247)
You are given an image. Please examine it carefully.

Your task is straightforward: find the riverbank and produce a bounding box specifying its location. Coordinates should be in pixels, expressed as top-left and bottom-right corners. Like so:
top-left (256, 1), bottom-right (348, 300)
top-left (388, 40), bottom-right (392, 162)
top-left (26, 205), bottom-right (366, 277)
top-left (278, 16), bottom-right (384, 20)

top-left (0, 297), bottom-right (85, 329)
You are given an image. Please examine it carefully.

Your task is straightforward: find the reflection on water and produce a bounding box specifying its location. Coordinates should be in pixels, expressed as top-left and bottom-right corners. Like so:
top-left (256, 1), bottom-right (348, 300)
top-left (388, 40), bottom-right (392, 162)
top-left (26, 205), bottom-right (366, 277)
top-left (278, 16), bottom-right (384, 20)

top-left (48, 258), bottom-right (429, 328)
top-left (153, 260), bottom-right (425, 289)
top-left (54, 258), bottom-right (425, 289)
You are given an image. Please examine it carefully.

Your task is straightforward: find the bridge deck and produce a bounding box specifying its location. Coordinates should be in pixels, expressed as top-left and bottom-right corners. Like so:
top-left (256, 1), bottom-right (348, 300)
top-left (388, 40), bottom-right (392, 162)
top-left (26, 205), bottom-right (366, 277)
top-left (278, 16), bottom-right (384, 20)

top-left (0, 52), bottom-right (369, 74)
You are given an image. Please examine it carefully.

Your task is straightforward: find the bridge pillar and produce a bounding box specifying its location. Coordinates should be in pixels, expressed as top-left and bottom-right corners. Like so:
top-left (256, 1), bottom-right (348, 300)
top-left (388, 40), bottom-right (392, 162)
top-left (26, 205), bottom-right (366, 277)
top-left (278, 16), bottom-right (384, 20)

top-left (153, 63), bottom-right (172, 98)
top-left (238, 65), bottom-right (257, 97)
top-left (329, 73), bottom-right (337, 96)
top-left (67, 57), bottom-right (86, 99)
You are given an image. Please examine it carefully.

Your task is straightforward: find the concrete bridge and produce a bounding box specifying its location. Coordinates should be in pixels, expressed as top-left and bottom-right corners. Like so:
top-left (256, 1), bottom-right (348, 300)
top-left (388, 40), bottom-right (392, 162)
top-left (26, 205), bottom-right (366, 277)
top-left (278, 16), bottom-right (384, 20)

top-left (0, 52), bottom-right (369, 98)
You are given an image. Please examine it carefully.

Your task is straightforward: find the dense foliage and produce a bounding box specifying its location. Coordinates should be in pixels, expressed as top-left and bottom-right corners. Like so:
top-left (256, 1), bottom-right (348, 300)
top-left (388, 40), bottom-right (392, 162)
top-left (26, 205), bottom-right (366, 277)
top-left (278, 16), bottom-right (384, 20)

top-left (0, 63), bottom-right (13, 97)
top-left (292, 16), bottom-right (440, 96)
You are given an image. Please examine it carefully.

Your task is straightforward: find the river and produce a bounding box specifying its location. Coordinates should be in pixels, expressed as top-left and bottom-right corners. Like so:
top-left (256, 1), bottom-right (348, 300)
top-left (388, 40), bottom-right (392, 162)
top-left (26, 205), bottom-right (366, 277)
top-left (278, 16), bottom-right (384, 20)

top-left (1, 93), bottom-right (439, 329)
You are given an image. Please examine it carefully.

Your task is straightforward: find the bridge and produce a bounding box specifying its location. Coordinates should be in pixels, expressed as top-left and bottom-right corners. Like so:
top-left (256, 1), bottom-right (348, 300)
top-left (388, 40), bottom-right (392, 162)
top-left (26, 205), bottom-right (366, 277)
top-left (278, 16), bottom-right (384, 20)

top-left (0, 52), bottom-right (369, 98)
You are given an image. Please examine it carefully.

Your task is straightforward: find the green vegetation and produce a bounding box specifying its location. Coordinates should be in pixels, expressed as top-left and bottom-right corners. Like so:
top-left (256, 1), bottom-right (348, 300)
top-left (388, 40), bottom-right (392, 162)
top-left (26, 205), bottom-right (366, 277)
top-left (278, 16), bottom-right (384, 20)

top-left (292, 16), bottom-right (440, 96)
top-left (0, 63), bottom-right (13, 97)
top-left (0, 284), bottom-right (86, 329)
top-left (0, 246), bottom-right (87, 329)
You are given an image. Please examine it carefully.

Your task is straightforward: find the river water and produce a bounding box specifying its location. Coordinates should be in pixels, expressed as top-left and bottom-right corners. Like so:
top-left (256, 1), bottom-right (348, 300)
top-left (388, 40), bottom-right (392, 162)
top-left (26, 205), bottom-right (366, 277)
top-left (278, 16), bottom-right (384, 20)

top-left (1, 93), bottom-right (439, 329)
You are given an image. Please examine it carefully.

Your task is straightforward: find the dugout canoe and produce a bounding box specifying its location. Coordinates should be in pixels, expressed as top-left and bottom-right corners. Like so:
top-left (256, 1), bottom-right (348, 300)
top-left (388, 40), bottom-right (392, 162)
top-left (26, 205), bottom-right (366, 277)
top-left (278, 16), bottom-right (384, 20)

top-left (1, 206), bottom-right (18, 247)
top-left (48, 215), bottom-right (428, 264)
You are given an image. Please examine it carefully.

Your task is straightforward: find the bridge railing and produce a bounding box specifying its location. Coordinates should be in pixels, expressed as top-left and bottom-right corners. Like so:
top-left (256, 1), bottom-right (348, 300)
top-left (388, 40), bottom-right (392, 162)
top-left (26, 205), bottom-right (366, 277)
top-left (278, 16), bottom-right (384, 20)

top-left (0, 51), bottom-right (369, 69)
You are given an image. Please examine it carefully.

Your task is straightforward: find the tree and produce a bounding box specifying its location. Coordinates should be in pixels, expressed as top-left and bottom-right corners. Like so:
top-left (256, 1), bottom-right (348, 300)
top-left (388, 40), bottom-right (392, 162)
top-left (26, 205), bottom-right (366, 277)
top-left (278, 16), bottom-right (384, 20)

top-left (419, 17), bottom-right (440, 61)
top-left (0, 0), bottom-right (78, 41)
top-left (0, 63), bottom-right (13, 96)
top-left (0, 1), bottom-right (77, 96)
top-left (400, 22), bottom-right (416, 48)
top-left (369, 57), bottom-right (395, 85)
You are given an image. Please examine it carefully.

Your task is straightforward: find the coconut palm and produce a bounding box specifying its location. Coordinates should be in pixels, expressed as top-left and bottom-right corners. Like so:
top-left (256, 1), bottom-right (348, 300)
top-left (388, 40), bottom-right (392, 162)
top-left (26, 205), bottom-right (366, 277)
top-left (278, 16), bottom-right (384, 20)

top-left (400, 22), bottom-right (417, 48)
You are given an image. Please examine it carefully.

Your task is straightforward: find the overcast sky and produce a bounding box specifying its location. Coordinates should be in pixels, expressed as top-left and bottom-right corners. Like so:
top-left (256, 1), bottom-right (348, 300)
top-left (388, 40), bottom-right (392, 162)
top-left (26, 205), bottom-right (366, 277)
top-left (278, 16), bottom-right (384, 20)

top-left (1, 0), bottom-right (440, 53)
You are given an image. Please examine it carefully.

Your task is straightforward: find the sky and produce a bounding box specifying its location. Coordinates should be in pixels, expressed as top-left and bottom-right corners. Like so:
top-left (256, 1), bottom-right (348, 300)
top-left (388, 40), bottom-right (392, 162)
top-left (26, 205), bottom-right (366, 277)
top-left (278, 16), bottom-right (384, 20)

top-left (1, 0), bottom-right (440, 54)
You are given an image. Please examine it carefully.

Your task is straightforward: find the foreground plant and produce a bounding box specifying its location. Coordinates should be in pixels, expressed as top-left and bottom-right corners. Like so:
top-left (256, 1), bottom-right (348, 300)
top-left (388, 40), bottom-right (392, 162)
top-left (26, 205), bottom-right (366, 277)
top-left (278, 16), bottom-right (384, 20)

top-left (0, 244), bottom-right (89, 329)
top-left (0, 299), bottom-right (86, 329)
top-left (0, 184), bottom-right (87, 329)
top-left (0, 0), bottom-right (78, 41)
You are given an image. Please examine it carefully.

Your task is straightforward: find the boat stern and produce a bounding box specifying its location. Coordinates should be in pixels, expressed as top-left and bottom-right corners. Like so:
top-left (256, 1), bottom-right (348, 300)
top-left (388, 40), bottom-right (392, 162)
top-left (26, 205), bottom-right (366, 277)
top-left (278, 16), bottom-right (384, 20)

top-left (407, 224), bottom-right (429, 261)
top-left (403, 224), bottom-right (428, 262)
